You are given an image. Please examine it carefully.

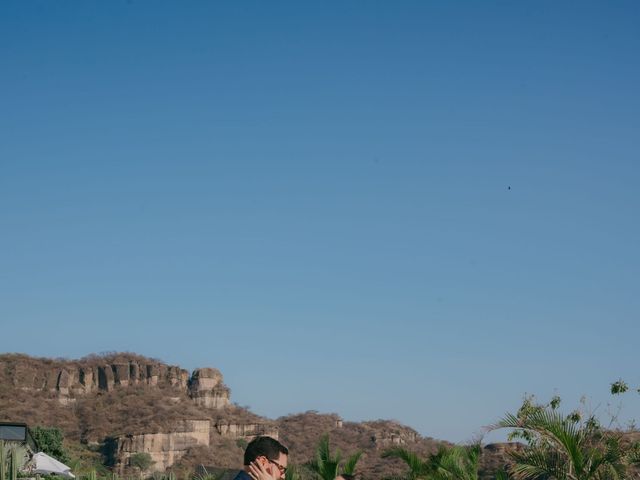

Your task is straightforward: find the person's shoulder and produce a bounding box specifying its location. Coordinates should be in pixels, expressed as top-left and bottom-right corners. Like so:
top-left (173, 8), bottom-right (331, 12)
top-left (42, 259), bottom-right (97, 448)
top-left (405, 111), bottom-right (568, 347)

top-left (233, 470), bottom-right (251, 480)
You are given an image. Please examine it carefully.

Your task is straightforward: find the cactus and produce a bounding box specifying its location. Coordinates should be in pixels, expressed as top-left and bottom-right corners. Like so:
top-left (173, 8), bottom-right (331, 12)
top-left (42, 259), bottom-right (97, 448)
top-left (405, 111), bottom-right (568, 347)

top-left (87, 469), bottom-right (97, 480)
top-left (9, 447), bottom-right (17, 480)
top-left (0, 440), bottom-right (6, 480)
top-left (168, 472), bottom-right (176, 480)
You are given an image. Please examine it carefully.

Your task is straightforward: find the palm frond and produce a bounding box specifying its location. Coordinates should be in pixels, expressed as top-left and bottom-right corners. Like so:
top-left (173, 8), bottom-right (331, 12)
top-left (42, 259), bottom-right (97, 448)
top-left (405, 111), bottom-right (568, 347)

top-left (341, 452), bottom-right (362, 476)
top-left (381, 448), bottom-right (427, 479)
top-left (509, 448), bottom-right (567, 480)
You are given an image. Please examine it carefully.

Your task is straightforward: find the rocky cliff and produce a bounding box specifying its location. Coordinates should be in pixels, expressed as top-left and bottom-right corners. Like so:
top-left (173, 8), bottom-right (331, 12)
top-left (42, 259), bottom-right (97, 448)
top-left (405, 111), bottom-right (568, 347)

top-left (108, 420), bottom-right (212, 472)
top-left (0, 353), bottom-right (502, 480)
top-left (2, 353), bottom-right (230, 408)
top-left (0, 353), bottom-right (282, 475)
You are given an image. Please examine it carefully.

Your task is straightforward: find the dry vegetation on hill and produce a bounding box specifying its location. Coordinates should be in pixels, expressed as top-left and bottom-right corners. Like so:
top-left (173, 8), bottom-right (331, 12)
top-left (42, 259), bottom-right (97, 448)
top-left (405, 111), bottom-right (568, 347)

top-left (276, 411), bottom-right (444, 479)
top-left (0, 353), bottom-right (522, 479)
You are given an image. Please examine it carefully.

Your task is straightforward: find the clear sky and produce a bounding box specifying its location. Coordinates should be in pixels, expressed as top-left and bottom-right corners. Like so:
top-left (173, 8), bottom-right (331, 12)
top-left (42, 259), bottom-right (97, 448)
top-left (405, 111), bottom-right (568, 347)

top-left (1, 1), bottom-right (639, 443)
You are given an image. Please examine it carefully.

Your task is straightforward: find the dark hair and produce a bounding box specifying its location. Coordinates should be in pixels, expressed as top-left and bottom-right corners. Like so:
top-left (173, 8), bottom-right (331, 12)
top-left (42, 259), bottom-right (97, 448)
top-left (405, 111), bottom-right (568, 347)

top-left (243, 436), bottom-right (289, 465)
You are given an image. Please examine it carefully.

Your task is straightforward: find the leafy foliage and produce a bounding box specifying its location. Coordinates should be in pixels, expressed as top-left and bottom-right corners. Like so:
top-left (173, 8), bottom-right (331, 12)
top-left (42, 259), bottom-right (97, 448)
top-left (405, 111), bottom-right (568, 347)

top-left (129, 452), bottom-right (154, 471)
top-left (193, 466), bottom-right (227, 480)
top-left (492, 394), bottom-right (638, 480)
top-left (284, 464), bottom-right (304, 480)
top-left (610, 381), bottom-right (628, 395)
top-left (31, 426), bottom-right (70, 464)
top-left (382, 444), bottom-right (480, 480)
top-left (381, 447), bottom-right (430, 480)
top-left (307, 435), bottom-right (362, 480)
top-left (431, 444), bottom-right (480, 480)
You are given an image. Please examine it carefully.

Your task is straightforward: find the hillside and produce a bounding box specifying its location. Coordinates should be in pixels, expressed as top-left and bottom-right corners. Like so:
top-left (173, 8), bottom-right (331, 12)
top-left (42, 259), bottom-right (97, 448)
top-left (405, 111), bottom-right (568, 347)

top-left (0, 352), bottom-right (516, 479)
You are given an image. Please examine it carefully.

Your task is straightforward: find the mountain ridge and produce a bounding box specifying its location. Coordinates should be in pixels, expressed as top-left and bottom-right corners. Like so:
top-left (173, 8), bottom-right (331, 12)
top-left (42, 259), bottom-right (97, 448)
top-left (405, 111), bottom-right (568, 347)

top-left (0, 352), bottom-right (513, 479)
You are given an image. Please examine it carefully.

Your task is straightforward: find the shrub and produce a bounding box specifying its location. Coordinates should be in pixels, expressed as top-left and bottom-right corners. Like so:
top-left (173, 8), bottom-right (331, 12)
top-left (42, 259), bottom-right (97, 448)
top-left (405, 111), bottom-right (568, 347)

top-left (31, 427), bottom-right (70, 464)
top-left (129, 453), bottom-right (154, 471)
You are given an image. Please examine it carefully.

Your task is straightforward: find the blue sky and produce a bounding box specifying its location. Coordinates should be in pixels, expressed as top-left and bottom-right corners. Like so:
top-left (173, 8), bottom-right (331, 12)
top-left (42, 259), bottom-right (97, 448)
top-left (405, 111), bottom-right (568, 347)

top-left (1, 1), bottom-right (639, 442)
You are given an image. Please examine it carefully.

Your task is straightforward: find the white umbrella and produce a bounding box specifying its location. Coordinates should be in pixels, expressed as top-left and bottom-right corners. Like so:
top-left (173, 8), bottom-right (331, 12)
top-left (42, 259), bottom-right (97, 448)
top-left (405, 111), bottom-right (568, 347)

top-left (32, 452), bottom-right (75, 479)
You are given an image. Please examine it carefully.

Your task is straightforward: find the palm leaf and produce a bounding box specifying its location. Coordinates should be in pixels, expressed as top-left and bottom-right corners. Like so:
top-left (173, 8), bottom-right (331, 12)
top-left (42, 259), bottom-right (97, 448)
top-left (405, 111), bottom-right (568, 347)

top-left (381, 448), bottom-right (428, 480)
top-left (341, 451), bottom-right (362, 476)
top-left (509, 448), bottom-right (567, 480)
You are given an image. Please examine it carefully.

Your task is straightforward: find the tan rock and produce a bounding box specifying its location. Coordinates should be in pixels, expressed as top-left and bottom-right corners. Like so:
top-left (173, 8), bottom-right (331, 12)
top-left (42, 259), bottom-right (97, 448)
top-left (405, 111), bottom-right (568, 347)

top-left (98, 365), bottom-right (115, 391)
top-left (215, 422), bottom-right (278, 440)
top-left (46, 369), bottom-right (60, 391)
top-left (146, 364), bottom-right (159, 386)
top-left (113, 363), bottom-right (130, 386)
top-left (189, 369), bottom-right (230, 409)
top-left (130, 363), bottom-right (140, 384)
top-left (57, 369), bottom-right (73, 395)
top-left (80, 367), bottom-right (95, 391)
top-left (113, 420), bottom-right (211, 473)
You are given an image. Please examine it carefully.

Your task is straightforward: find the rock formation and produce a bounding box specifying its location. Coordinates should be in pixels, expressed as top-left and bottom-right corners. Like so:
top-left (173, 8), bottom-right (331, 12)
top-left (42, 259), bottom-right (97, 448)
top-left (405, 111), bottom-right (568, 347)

top-left (0, 353), bottom-right (459, 479)
top-left (214, 422), bottom-right (278, 439)
top-left (1, 354), bottom-right (230, 408)
top-left (109, 420), bottom-right (211, 473)
top-left (189, 368), bottom-right (230, 409)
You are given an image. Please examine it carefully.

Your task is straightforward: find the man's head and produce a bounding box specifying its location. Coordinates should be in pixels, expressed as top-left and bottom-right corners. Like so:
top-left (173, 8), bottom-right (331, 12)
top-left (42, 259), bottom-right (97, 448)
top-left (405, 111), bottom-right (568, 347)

top-left (243, 436), bottom-right (289, 479)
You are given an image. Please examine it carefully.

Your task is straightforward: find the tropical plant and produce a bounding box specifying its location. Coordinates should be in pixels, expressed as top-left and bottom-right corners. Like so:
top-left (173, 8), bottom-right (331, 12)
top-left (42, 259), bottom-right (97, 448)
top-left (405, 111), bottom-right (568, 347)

top-left (193, 466), bottom-right (227, 480)
top-left (430, 444), bottom-right (480, 480)
top-left (0, 442), bottom-right (29, 480)
top-left (382, 444), bottom-right (480, 480)
top-left (8, 447), bottom-right (17, 480)
top-left (494, 469), bottom-right (510, 480)
top-left (491, 395), bottom-right (636, 480)
top-left (308, 435), bottom-right (362, 480)
top-left (381, 447), bottom-right (431, 480)
top-left (1, 441), bottom-right (6, 480)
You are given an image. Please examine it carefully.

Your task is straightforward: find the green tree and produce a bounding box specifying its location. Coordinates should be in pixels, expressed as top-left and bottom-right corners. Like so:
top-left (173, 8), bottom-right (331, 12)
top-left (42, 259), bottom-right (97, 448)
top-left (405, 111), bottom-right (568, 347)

top-left (129, 452), bottom-right (154, 472)
top-left (308, 435), bottom-right (362, 480)
top-left (31, 426), bottom-right (70, 464)
top-left (382, 444), bottom-right (480, 480)
top-left (492, 395), bottom-right (633, 480)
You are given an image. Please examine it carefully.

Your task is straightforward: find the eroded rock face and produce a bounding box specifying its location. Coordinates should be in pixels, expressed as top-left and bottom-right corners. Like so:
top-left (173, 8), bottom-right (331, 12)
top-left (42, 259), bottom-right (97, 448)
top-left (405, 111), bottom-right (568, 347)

top-left (79, 367), bottom-right (95, 392)
top-left (0, 354), bottom-right (272, 473)
top-left (483, 442), bottom-right (525, 454)
top-left (365, 421), bottom-right (419, 448)
top-left (189, 369), bottom-right (230, 408)
top-left (113, 363), bottom-right (130, 385)
top-left (111, 420), bottom-right (212, 473)
top-left (0, 355), bottom-right (230, 408)
top-left (215, 422), bottom-right (278, 439)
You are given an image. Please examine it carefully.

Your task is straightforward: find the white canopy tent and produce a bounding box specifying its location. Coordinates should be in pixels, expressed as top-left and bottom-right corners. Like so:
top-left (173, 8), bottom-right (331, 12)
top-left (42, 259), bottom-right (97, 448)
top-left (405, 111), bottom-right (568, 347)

top-left (32, 452), bottom-right (75, 479)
